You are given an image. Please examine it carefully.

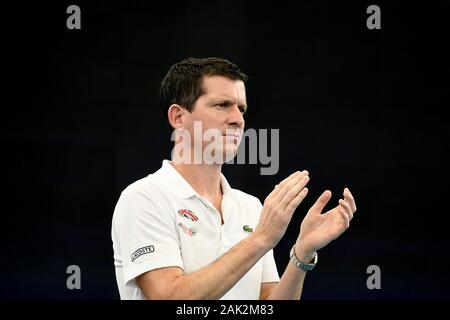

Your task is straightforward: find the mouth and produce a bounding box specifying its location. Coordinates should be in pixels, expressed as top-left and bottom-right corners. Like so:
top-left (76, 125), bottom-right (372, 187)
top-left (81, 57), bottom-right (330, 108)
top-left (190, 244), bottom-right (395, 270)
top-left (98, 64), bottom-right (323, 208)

top-left (223, 130), bottom-right (243, 138)
top-left (224, 133), bottom-right (241, 138)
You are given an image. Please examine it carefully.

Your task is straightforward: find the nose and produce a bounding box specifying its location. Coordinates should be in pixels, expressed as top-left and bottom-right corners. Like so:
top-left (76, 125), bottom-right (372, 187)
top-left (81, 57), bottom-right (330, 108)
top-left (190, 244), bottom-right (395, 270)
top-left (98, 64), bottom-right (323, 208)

top-left (227, 105), bottom-right (244, 128)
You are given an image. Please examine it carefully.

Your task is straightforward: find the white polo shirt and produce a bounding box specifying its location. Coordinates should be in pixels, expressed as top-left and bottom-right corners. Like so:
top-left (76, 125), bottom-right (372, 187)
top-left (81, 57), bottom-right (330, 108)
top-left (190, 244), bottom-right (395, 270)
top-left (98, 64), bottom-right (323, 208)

top-left (112, 160), bottom-right (280, 300)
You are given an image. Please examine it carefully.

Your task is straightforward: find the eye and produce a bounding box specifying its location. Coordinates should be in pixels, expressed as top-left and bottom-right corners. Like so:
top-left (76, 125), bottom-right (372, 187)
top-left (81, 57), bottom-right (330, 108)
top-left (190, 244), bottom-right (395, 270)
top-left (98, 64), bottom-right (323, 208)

top-left (239, 106), bottom-right (246, 113)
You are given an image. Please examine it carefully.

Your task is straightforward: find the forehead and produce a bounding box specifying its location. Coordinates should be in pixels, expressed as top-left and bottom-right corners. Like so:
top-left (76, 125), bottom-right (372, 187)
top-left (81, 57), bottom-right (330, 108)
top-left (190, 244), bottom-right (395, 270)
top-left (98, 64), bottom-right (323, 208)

top-left (200, 75), bottom-right (246, 101)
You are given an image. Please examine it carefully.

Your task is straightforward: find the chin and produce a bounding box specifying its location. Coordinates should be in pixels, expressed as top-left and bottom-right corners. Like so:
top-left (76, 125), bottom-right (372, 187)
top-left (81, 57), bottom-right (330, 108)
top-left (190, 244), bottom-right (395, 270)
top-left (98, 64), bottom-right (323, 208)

top-left (222, 145), bottom-right (239, 163)
top-left (202, 136), bottom-right (240, 164)
top-left (203, 146), bottom-right (238, 164)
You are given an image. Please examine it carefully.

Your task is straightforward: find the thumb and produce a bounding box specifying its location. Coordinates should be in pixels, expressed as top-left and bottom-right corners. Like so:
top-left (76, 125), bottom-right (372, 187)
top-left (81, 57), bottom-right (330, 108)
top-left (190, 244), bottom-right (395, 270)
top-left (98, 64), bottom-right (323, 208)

top-left (309, 190), bottom-right (332, 214)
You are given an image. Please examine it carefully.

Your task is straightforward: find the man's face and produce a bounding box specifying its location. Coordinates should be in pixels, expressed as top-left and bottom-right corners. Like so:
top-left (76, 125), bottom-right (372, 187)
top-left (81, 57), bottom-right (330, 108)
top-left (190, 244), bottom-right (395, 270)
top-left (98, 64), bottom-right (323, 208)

top-left (183, 75), bottom-right (246, 163)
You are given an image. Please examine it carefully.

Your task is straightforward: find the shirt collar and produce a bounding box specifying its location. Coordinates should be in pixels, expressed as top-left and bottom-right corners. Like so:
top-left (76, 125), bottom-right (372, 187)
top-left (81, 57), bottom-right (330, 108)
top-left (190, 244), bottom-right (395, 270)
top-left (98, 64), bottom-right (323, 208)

top-left (158, 160), bottom-right (232, 200)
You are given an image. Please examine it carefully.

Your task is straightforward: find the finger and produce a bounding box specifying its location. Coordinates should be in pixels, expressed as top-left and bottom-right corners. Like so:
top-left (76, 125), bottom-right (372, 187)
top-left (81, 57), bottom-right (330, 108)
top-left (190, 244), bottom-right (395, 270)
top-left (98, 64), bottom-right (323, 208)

top-left (272, 170), bottom-right (308, 204)
top-left (279, 174), bottom-right (309, 213)
top-left (275, 173), bottom-right (309, 210)
top-left (309, 190), bottom-right (332, 215)
top-left (343, 188), bottom-right (357, 212)
top-left (266, 171), bottom-right (302, 200)
top-left (339, 199), bottom-right (353, 220)
top-left (284, 187), bottom-right (309, 216)
top-left (338, 208), bottom-right (350, 228)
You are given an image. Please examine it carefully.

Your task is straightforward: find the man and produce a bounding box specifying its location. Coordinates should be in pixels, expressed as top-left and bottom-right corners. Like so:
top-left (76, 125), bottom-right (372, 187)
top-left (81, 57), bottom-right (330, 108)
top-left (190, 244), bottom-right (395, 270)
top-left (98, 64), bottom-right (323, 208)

top-left (111, 57), bottom-right (357, 300)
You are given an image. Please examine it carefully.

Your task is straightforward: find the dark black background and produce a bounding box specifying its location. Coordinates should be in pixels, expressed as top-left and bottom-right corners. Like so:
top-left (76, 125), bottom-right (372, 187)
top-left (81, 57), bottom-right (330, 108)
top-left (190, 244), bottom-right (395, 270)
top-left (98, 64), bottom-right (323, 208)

top-left (2, 0), bottom-right (450, 299)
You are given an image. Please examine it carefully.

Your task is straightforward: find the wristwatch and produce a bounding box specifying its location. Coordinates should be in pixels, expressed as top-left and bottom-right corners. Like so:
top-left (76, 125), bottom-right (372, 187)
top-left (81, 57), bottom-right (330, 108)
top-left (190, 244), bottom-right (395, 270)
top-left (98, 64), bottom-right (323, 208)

top-left (290, 245), bottom-right (318, 272)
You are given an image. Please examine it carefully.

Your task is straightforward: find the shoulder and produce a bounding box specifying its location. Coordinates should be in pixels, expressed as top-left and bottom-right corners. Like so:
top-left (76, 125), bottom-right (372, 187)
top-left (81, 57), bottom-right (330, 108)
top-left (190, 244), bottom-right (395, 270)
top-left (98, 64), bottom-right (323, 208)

top-left (120, 175), bottom-right (158, 199)
top-left (112, 174), bottom-right (178, 236)
top-left (115, 174), bottom-right (172, 212)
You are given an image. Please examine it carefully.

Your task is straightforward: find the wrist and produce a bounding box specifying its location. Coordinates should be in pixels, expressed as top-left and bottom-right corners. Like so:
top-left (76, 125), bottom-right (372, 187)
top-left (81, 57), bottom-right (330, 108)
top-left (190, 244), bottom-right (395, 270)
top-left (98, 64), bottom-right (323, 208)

top-left (294, 242), bottom-right (316, 263)
top-left (247, 232), bottom-right (272, 253)
top-left (290, 245), bottom-right (318, 272)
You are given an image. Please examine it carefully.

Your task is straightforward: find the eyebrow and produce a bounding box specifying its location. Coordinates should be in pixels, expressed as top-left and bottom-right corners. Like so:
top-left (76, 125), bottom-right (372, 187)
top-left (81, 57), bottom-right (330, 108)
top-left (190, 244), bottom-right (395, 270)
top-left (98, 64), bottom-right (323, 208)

top-left (210, 98), bottom-right (248, 110)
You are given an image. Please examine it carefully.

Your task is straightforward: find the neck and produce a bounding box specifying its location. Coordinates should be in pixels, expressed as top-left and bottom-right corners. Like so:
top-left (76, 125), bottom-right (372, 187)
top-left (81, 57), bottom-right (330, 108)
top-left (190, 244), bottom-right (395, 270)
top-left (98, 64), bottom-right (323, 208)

top-left (170, 162), bottom-right (223, 199)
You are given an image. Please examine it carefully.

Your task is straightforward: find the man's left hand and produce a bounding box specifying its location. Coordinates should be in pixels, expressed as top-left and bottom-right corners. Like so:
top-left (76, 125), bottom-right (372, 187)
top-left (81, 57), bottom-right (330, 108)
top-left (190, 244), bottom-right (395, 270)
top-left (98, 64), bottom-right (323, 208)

top-left (295, 188), bottom-right (357, 261)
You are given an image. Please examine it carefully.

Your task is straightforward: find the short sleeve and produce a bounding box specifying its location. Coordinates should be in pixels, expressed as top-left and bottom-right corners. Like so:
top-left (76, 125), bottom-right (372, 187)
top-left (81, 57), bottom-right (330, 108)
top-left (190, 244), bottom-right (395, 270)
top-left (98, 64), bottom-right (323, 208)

top-left (261, 249), bottom-right (280, 283)
top-left (113, 185), bottom-right (184, 287)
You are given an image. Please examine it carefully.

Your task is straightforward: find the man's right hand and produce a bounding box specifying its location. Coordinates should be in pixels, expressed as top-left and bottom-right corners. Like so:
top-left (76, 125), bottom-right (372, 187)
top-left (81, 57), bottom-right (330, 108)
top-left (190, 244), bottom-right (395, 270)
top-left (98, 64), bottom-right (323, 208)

top-left (253, 171), bottom-right (310, 249)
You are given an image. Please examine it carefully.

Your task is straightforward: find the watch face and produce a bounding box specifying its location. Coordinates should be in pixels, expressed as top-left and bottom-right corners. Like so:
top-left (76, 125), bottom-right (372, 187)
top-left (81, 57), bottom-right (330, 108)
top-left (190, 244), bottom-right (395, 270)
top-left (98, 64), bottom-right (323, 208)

top-left (303, 263), bottom-right (315, 271)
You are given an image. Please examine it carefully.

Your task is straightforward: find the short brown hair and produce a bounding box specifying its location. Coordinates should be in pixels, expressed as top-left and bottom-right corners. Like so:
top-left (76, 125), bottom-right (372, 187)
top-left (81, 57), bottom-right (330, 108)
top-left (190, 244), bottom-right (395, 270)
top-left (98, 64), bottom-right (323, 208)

top-left (159, 57), bottom-right (248, 132)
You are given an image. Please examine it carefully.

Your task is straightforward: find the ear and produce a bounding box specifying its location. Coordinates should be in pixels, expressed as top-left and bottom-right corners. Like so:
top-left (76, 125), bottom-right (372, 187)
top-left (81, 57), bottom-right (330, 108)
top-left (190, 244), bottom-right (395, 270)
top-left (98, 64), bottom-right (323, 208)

top-left (167, 104), bottom-right (187, 131)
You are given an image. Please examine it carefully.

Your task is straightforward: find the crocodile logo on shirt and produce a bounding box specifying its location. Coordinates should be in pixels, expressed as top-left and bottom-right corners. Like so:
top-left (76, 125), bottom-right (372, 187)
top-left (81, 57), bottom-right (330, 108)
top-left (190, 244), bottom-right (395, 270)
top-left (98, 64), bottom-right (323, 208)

top-left (178, 208), bottom-right (199, 221)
